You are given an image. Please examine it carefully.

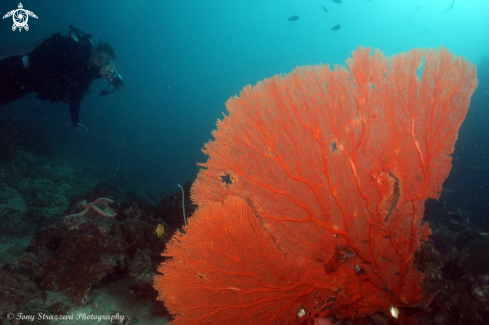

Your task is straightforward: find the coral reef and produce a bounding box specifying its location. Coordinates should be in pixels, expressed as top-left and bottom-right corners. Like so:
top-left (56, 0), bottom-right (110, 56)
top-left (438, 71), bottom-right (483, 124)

top-left (0, 144), bottom-right (193, 323)
top-left (410, 225), bottom-right (489, 324)
top-left (459, 239), bottom-right (489, 276)
top-left (154, 47), bottom-right (478, 324)
top-left (0, 149), bottom-right (101, 237)
top-left (0, 196), bottom-right (176, 322)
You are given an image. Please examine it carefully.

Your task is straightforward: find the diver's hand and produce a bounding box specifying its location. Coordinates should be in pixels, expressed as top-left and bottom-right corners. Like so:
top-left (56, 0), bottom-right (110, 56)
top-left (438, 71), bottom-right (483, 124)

top-left (75, 123), bottom-right (88, 133)
top-left (100, 63), bottom-right (115, 77)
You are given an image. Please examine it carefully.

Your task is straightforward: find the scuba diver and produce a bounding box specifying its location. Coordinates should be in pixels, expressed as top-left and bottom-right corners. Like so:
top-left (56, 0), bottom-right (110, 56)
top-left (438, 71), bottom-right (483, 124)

top-left (0, 26), bottom-right (123, 132)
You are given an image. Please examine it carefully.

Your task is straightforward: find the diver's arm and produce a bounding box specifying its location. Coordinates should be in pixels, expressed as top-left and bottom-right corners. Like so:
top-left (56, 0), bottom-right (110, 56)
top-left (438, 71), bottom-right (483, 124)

top-left (69, 92), bottom-right (87, 132)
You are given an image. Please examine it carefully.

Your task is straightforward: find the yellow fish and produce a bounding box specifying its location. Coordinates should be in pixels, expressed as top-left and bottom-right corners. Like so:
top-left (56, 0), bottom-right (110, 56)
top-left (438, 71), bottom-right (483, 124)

top-left (155, 224), bottom-right (165, 239)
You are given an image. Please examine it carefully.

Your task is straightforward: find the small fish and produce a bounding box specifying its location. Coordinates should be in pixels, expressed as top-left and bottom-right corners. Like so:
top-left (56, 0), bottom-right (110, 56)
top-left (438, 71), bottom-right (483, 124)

top-left (450, 0), bottom-right (455, 10)
top-left (331, 0), bottom-right (342, 3)
top-left (321, 6), bottom-right (328, 13)
top-left (480, 232), bottom-right (488, 236)
top-left (331, 24), bottom-right (341, 31)
top-left (450, 219), bottom-right (460, 225)
top-left (389, 305), bottom-right (399, 319)
top-left (155, 223), bottom-right (165, 238)
top-left (288, 15), bottom-right (299, 22)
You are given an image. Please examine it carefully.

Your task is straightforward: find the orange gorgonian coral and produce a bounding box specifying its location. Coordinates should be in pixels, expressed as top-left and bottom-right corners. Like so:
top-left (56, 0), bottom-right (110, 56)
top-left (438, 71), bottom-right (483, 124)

top-left (155, 47), bottom-right (478, 324)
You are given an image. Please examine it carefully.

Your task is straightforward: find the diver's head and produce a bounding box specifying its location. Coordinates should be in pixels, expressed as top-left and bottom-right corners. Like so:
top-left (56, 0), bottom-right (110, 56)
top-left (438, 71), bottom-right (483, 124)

top-left (90, 42), bottom-right (123, 90)
top-left (90, 42), bottom-right (116, 67)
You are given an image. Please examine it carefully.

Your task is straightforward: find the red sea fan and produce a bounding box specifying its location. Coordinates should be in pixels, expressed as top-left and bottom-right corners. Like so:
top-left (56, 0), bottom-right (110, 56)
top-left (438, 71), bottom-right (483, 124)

top-left (155, 196), bottom-right (336, 324)
top-left (154, 47), bottom-right (477, 323)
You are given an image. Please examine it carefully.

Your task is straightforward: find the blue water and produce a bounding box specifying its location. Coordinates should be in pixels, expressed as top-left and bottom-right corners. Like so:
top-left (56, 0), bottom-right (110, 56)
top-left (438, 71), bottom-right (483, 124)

top-left (1, 0), bottom-right (488, 225)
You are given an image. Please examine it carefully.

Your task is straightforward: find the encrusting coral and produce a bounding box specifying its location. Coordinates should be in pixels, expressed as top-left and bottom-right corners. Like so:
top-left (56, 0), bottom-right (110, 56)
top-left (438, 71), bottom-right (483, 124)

top-left (154, 47), bottom-right (478, 324)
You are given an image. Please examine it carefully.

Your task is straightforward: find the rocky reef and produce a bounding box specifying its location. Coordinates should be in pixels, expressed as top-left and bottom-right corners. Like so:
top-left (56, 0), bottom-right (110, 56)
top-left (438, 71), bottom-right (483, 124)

top-left (0, 126), bottom-right (487, 325)
top-left (0, 142), bottom-right (194, 324)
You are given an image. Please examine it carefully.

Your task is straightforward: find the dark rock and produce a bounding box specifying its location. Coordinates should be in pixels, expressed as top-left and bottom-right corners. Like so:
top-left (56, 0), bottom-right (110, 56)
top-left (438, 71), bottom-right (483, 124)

top-left (459, 239), bottom-right (489, 276)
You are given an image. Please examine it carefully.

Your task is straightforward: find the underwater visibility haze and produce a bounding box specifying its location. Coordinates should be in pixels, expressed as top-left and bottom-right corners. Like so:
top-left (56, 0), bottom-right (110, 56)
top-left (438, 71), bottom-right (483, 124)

top-left (0, 1), bottom-right (489, 324)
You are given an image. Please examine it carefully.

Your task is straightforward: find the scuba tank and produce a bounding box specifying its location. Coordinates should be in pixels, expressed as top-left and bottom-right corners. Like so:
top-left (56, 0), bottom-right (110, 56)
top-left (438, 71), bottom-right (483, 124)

top-left (69, 25), bottom-right (93, 49)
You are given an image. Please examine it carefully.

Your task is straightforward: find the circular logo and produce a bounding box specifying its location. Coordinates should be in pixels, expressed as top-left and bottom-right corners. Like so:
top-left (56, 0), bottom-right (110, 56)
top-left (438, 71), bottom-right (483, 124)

top-left (13, 9), bottom-right (28, 28)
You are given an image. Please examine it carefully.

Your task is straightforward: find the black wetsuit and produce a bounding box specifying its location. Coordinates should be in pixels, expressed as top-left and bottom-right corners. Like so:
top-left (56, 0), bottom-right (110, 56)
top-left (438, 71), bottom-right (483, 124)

top-left (0, 33), bottom-right (101, 126)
